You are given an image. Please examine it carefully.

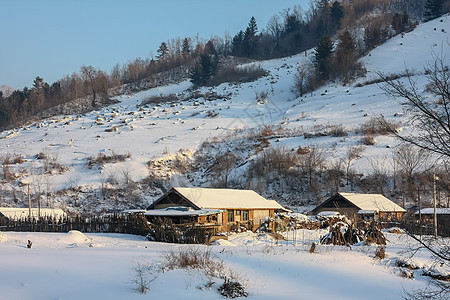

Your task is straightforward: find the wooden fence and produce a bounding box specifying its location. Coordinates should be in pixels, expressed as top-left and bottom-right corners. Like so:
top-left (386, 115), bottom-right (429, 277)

top-left (382, 219), bottom-right (450, 237)
top-left (0, 214), bottom-right (151, 236)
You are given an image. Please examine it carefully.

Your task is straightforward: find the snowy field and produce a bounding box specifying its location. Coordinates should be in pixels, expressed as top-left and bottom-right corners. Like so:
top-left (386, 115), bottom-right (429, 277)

top-left (0, 230), bottom-right (445, 299)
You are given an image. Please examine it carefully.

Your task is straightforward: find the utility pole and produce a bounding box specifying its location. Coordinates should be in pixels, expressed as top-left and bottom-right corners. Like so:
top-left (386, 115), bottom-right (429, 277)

top-left (38, 194), bottom-right (41, 220)
top-left (28, 183), bottom-right (32, 223)
top-left (418, 186), bottom-right (422, 237)
top-left (433, 173), bottom-right (438, 239)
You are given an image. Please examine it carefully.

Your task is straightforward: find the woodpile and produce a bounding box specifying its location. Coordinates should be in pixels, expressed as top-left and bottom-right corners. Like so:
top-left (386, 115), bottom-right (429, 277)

top-left (259, 214), bottom-right (321, 232)
top-left (320, 222), bottom-right (360, 246)
top-left (317, 215), bottom-right (352, 229)
top-left (363, 222), bottom-right (386, 245)
top-left (320, 220), bottom-right (386, 246)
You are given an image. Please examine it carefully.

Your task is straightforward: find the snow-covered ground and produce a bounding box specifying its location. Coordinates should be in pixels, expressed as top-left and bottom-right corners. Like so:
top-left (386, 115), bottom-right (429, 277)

top-left (0, 230), bottom-right (445, 299)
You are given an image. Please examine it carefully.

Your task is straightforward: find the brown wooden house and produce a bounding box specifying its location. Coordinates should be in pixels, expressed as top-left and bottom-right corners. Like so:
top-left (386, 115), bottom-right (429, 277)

top-left (312, 192), bottom-right (406, 222)
top-left (146, 187), bottom-right (286, 231)
top-left (415, 208), bottom-right (450, 226)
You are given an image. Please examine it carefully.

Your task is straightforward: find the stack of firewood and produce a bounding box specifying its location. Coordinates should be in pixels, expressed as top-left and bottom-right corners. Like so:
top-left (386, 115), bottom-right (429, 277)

top-left (320, 221), bottom-right (386, 246)
top-left (320, 222), bottom-right (356, 246)
top-left (363, 222), bottom-right (387, 245)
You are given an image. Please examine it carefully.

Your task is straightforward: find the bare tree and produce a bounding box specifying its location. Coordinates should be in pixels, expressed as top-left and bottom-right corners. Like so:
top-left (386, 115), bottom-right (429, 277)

top-left (404, 234), bottom-right (450, 299)
top-left (389, 152), bottom-right (400, 192)
top-left (266, 15), bottom-right (283, 47)
top-left (293, 61), bottom-right (314, 97)
top-left (80, 65), bottom-right (109, 108)
top-left (210, 152), bottom-right (237, 188)
top-left (343, 146), bottom-right (363, 186)
top-left (395, 144), bottom-right (429, 201)
top-left (367, 156), bottom-right (389, 194)
top-left (297, 146), bottom-right (325, 186)
top-left (326, 158), bottom-right (344, 194)
top-left (380, 52), bottom-right (450, 297)
top-left (379, 49), bottom-right (450, 159)
top-left (44, 175), bottom-right (54, 207)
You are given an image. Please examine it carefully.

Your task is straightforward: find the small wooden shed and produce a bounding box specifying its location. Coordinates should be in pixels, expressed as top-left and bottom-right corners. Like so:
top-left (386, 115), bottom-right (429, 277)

top-left (312, 192), bottom-right (406, 222)
top-left (146, 187), bottom-right (286, 231)
top-left (415, 208), bottom-right (450, 224)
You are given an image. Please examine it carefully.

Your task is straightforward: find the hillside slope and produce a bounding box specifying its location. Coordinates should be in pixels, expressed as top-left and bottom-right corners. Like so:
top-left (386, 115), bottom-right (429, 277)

top-left (0, 15), bottom-right (449, 213)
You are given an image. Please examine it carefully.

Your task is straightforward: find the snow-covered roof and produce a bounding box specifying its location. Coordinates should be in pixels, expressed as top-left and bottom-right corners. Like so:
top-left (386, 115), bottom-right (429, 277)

top-left (121, 209), bottom-right (147, 214)
top-left (318, 211), bottom-right (341, 217)
top-left (339, 193), bottom-right (406, 212)
top-left (0, 207), bottom-right (67, 219)
top-left (144, 206), bottom-right (222, 217)
top-left (415, 208), bottom-right (450, 215)
top-left (171, 187), bottom-right (285, 210)
top-left (358, 210), bottom-right (378, 214)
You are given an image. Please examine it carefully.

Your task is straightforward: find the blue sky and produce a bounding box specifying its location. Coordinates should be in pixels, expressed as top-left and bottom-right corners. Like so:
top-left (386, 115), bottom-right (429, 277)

top-left (0, 0), bottom-right (305, 90)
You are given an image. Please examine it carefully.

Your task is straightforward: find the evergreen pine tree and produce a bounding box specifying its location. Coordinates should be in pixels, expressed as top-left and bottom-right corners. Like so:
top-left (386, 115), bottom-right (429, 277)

top-left (330, 1), bottom-right (344, 30)
top-left (424, 0), bottom-right (443, 20)
top-left (232, 30), bottom-right (244, 56)
top-left (157, 42), bottom-right (169, 60)
top-left (190, 53), bottom-right (218, 86)
top-left (243, 16), bottom-right (259, 57)
top-left (333, 31), bottom-right (361, 82)
top-left (247, 16), bottom-right (258, 36)
top-left (314, 36), bottom-right (334, 81)
top-left (181, 38), bottom-right (191, 57)
top-left (204, 40), bottom-right (217, 55)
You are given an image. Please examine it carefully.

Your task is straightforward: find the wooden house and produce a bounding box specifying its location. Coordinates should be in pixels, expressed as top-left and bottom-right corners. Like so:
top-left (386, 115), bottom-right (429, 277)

top-left (415, 208), bottom-right (450, 224)
top-left (312, 192), bottom-right (406, 222)
top-left (146, 187), bottom-right (286, 231)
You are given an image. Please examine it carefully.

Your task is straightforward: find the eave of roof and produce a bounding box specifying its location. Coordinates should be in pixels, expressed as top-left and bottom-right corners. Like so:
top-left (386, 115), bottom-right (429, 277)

top-left (415, 208), bottom-right (450, 215)
top-left (144, 207), bottom-right (222, 217)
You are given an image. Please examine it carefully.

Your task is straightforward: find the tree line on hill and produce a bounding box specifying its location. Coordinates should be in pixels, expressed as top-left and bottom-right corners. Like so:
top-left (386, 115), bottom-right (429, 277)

top-left (1, 0), bottom-right (448, 130)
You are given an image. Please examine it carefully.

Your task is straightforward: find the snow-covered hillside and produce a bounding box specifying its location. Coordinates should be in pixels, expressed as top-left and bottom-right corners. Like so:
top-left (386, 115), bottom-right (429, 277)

top-left (0, 15), bottom-right (449, 212)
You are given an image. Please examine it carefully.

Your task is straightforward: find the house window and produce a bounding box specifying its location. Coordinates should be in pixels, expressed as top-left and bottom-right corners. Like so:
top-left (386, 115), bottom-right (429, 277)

top-left (228, 210), bottom-right (234, 222)
top-left (242, 210), bottom-right (249, 221)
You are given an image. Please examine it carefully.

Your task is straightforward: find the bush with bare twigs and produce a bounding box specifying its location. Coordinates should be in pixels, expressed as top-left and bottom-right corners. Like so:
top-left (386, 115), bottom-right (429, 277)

top-left (207, 65), bottom-right (268, 86)
top-left (359, 117), bottom-right (399, 135)
top-left (131, 257), bottom-right (159, 294)
top-left (140, 94), bottom-right (179, 106)
top-left (162, 247), bottom-right (248, 297)
top-left (374, 246), bottom-right (386, 259)
top-left (87, 151), bottom-right (131, 169)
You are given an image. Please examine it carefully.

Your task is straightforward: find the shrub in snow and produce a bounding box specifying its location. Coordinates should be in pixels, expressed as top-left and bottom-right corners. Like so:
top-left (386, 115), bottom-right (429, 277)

top-left (218, 278), bottom-right (248, 298)
top-left (162, 246), bottom-right (248, 296)
top-left (131, 258), bottom-right (159, 294)
top-left (361, 134), bottom-right (376, 145)
top-left (395, 259), bottom-right (421, 270)
top-left (374, 245), bottom-right (386, 259)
